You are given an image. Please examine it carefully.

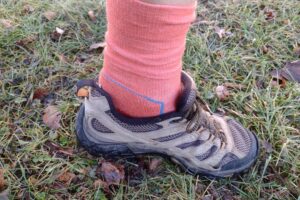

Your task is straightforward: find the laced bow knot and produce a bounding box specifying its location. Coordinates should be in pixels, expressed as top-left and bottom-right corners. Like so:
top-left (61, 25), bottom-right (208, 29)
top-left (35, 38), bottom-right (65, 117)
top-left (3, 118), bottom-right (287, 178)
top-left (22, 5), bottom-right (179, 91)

top-left (185, 95), bottom-right (227, 144)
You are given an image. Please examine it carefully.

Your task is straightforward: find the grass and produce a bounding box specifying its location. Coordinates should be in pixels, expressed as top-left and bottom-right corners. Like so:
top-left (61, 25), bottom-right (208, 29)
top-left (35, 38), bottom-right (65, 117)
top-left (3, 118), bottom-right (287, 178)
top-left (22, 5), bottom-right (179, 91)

top-left (0, 0), bottom-right (299, 199)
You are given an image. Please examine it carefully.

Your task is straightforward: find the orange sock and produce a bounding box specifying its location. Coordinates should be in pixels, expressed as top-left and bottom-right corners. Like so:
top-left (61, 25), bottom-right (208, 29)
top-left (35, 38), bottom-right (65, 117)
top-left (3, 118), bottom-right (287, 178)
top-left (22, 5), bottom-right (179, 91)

top-left (99, 0), bottom-right (196, 117)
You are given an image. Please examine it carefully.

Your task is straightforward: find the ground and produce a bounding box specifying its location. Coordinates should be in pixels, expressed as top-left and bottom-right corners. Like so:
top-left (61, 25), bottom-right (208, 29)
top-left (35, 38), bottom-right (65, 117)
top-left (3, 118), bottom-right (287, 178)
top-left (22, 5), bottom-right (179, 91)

top-left (0, 0), bottom-right (299, 199)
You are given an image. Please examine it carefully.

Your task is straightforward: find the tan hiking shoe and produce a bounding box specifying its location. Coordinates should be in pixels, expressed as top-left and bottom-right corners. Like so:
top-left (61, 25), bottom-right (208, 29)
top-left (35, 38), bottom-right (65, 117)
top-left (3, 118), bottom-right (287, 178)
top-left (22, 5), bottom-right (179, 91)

top-left (75, 72), bottom-right (259, 177)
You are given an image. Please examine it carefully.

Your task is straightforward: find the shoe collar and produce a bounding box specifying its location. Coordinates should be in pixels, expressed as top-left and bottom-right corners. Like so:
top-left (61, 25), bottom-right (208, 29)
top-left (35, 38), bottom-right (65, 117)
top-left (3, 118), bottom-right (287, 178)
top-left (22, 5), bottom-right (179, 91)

top-left (80, 72), bottom-right (197, 124)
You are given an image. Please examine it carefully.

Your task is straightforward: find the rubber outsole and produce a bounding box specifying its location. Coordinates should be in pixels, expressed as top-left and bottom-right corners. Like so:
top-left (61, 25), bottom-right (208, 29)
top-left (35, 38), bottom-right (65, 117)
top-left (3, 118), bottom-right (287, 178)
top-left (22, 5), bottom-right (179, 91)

top-left (76, 105), bottom-right (259, 178)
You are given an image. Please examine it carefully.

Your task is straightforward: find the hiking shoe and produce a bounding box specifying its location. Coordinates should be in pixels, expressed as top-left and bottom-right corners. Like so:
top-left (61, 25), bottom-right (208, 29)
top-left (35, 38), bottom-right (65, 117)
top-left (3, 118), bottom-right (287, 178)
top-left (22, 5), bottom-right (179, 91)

top-left (75, 72), bottom-right (259, 177)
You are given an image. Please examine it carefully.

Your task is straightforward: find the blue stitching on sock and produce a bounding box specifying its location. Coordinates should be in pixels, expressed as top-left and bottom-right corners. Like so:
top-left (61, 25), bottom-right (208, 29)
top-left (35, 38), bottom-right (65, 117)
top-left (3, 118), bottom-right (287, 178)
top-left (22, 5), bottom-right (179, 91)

top-left (102, 73), bottom-right (165, 115)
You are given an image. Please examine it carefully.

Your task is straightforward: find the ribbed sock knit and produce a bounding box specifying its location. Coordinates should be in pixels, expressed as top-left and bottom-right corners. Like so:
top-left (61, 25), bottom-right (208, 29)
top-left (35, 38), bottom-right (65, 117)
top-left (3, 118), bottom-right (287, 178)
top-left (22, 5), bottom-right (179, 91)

top-left (99, 0), bottom-right (196, 117)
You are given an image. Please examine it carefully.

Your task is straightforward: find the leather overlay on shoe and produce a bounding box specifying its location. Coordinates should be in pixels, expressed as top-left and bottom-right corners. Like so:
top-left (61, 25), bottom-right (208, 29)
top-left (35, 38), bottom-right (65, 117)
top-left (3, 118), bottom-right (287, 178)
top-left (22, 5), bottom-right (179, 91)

top-left (75, 72), bottom-right (259, 178)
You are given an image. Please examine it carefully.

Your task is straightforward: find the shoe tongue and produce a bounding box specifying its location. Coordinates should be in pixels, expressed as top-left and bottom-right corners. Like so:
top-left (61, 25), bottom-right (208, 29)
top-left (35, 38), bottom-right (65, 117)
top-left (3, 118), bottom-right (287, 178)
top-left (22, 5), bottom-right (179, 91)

top-left (177, 72), bottom-right (197, 113)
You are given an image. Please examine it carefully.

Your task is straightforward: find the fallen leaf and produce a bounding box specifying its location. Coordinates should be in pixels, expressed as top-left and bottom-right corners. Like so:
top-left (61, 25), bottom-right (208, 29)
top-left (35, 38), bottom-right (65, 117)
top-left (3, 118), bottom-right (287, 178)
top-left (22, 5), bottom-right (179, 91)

top-left (270, 61), bottom-right (300, 84)
top-left (283, 19), bottom-right (290, 25)
top-left (50, 31), bottom-right (61, 42)
top-left (0, 169), bottom-right (6, 191)
top-left (57, 171), bottom-right (76, 186)
top-left (42, 105), bottom-right (61, 129)
top-left (33, 88), bottom-right (49, 100)
top-left (215, 26), bottom-right (226, 39)
top-left (282, 61), bottom-right (300, 82)
top-left (58, 54), bottom-right (68, 63)
top-left (28, 176), bottom-right (38, 185)
top-left (93, 179), bottom-right (108, 189)
top-left (44, 140), bottom-right (74, 158)
top-left (88, 10), bottom-right (97, 22)
top-left (16, 35), bottom-right (37, 47)
top-left (293, 46), bottom-right (300, 57)
top-left (262, 45), bottom-right (270, 54)
top-left (264, 8), bottom-right (276, 21)
top-left (55, 27), bottom-right (65, 35)
top-left (0, 19), bottom-right (13, 29)
top-left (89, 42), bottom-right (106, 52)
top-left (50, 27), bottom-right (65, 42)
top-left (148, 158), bottom-right (163, 173)
top-left (23, 4), bottom-right (34, 14)
top-left (215, 26), bottom-right (233, 39)
top-left (99, 162), bottom-right (125, 186)
top-left (270, 73), bottom-right (287, 88)
top-left (215, 85), bottom-right (230, 101)
top-left (43, 11), bottom-right (57, 21)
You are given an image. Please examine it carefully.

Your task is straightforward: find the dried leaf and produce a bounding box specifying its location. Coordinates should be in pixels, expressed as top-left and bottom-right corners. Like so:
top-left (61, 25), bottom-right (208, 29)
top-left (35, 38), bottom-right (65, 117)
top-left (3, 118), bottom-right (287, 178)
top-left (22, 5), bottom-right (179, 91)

top-left (16, 35), bottom-right (37, 47)
top-left (270, 61), bottom-right (300, 84)
top-left (89, 42), bottom-right (106, 51)
top-left (293, 46), bottom-right (300, 57)
top-left (88, 10), bottom-right (97, 22)
top-left (58, 54), bottom-right (68, 63)
top-left (264, 8), bottom-right (276, 21)
top-left (215, 26), bottom-right (233, 39)
top-left (50, 31), bottom-right (61, 42)
top-left (28, 176), bottom-right (38, 185)
top-left (23, 4), bottom-right (34, 14)
top-left (282, 61), bottom-right (300, 82)
top-left (43, 11), bottom-right (57, 21)
top-left (215, 26), bottom-right (226, 39)
top-left (0, 169), bottom-right (6, 191)
top-left (215, 85), bottom-right (230, 101)
top-left (93, 179), bottom-right (108, 189)
top-left (33, 88), bottom-right (49, 100)
top-left (262, 45), bottom-right (270, 54)
top-left (270, 72), bottom-right (287, 88)
top-left (44, 141), bottom-right (74, 158)
top-left (148, 158), bottom-right (162, 172)
top-left (0, 19), bottom-right (13, 29)
top-left (99, 162), bottom-right (125, 186)
top-left (57, 171), bottom-right (76, 186)
top-left (283, 19), bottom-right (290, 25)
top-left (55, 27), bottom-right (65, 35)
top-left (42, 105), bottom-right (61, 129)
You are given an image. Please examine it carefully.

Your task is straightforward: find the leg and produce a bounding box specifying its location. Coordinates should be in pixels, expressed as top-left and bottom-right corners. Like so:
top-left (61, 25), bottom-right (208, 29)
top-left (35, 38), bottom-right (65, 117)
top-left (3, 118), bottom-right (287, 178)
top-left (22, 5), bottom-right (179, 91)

top-left (75, 0), bottom-right (259, 178)
top-left (99, 0), bottom-right (196, 117)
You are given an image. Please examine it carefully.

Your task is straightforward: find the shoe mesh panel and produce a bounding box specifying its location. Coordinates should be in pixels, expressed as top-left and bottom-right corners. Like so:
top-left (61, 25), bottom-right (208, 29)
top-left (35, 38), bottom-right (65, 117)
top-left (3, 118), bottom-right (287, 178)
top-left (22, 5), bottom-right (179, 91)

top-left (196, 145), bottom-right (217, 161)
top-left (228, 119), bottom-right (251, 154)
top-left (106, 112), bottom-right (162, 133)
top-left (91, 118), bottom-right (114, 133)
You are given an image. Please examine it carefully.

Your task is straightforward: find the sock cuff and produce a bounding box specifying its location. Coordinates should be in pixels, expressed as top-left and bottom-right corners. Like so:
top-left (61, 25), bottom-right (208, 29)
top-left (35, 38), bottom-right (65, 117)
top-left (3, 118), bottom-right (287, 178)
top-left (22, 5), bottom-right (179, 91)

top-left (133, 0), bottom-right (197, 22)
top-left (106, 0), bottom-right (197, 28)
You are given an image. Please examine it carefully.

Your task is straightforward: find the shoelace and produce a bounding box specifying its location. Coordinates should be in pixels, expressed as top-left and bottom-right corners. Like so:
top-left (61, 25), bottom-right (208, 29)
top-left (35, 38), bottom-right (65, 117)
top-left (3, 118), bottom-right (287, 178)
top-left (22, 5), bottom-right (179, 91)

top-left (185, 95), bottom-right (227, 144)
